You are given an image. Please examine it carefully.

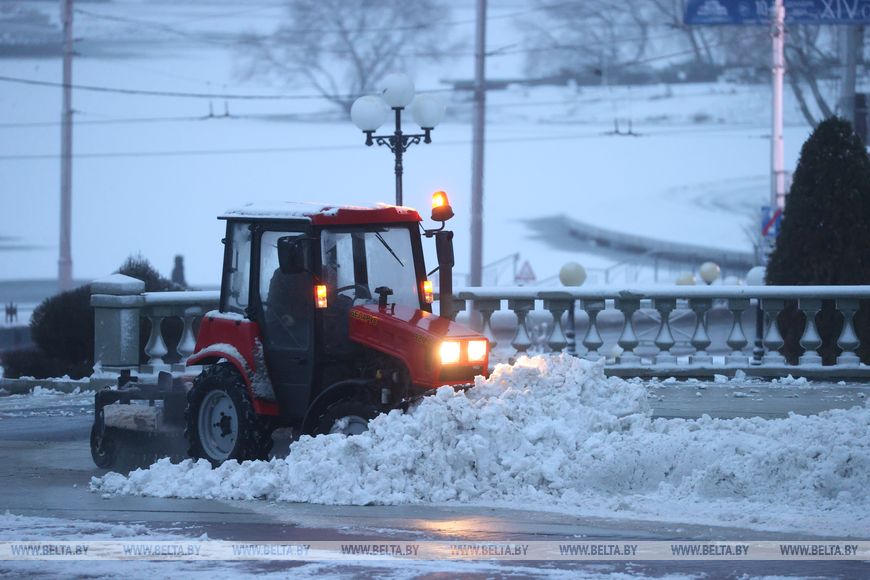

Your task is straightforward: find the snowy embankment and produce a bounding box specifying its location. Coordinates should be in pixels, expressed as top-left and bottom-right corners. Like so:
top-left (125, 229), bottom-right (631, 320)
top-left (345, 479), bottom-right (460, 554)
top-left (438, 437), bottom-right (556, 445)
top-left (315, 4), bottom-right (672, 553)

top-left (0, 386), bottom-right (94, 418)
top-left (92, 356), bottom-right (870, 535)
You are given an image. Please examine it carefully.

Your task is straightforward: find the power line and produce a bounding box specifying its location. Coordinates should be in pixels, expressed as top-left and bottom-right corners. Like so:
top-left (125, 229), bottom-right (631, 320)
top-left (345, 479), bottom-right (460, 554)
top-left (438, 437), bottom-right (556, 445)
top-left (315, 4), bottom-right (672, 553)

top-left (0, 113), bottom-right (216, 129)
top-left (75, 2), bottom-right (575, 38)
top-left (0, 110), bottom-right (339, 129)
top-left (0, 75), bottom-right (347, 100)
top-left (0, 127), bottom-right (765, 162)
top-left (0, 75), bottom-right (451, 100)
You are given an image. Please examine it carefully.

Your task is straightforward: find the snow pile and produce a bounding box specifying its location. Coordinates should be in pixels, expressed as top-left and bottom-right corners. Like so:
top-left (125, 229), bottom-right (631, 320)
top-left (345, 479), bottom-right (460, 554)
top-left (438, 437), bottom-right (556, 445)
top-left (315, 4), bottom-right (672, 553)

top-left (92, 355), bottom-right (870, 534)
top-left (0, 386), bottom-right (93, 418)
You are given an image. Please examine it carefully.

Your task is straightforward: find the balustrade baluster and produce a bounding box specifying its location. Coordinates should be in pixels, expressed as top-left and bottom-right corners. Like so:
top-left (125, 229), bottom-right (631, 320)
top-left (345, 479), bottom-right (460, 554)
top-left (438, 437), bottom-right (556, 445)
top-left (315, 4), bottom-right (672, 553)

top-left (614, 298), bottom-right (640, 365)
top-left (581, 299), bottom-right (605, 361)
top-left (173, 308), bottom-right (201, 371)
top-left (540, 292), bottom-right (571, 353)
top-left (143, 313), bottom-right (169, 373)
top-left (726, 298), bottom-right (750, 365)
top-left (653, 298), bottom-right (677, 365)
top-left (761, 298), bottom-right (786, 365)
top-left (836, 298), bottom-right (861, 366)
top-left (475, 299), bottom-right (501, 351)
top-left (689, 298), bottom-right (713, 365)
top-left (507, 299), bottom-right (534, 357)
top-left (798, 298), bottom-right (823, 365)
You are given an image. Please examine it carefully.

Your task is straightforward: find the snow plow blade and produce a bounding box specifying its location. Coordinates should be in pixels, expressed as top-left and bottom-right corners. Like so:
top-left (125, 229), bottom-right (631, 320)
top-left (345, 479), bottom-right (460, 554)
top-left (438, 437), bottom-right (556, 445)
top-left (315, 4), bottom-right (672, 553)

top-left (90, 371), bottom-right (188, 470)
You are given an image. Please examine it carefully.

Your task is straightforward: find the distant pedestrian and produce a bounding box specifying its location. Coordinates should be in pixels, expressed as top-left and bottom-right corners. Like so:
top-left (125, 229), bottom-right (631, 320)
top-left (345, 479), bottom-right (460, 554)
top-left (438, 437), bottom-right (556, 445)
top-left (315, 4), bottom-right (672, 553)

top-left (4, 302), bottom-right (15, 324)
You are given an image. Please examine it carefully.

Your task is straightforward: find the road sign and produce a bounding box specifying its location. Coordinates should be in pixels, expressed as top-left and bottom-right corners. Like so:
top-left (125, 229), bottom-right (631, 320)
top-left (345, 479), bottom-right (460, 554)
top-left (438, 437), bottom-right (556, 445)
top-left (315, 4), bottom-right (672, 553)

top-left (685, 0), bottom-right (870, 25)
top-left (761, 205), bottom-right (783, 238)
top-left (514, 260), bottom-right (536, 285)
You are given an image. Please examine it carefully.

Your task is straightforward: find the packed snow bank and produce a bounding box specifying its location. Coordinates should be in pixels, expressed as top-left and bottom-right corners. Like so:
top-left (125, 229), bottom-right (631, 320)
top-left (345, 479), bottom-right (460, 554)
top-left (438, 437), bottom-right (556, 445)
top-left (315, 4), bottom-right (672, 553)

top-left (92, 355), bottom-right (870, 535)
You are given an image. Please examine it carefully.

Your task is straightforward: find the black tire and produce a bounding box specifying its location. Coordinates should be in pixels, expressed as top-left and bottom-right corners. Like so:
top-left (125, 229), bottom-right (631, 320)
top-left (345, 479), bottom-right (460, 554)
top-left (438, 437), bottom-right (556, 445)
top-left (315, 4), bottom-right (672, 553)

top-left (314, 398), bottom-right (379, 436)
top-left (185, 363), bottom-right (273, 466)
top-left (90, 413), bottom-right (117, 469)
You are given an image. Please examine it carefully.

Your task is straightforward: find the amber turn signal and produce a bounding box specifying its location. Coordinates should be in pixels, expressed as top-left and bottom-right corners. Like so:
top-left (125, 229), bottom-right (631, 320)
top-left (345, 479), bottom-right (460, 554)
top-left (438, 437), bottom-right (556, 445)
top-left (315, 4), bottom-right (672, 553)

top-left (315, 284), bottom-right (328, 309)
top-left (422, 280), bottom-right (434, 304)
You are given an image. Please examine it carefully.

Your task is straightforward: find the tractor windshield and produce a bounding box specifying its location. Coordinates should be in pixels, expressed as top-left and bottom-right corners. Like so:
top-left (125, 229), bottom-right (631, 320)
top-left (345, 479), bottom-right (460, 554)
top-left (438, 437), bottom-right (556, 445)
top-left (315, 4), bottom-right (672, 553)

top-left (321, 226), bottom-right (420, 309)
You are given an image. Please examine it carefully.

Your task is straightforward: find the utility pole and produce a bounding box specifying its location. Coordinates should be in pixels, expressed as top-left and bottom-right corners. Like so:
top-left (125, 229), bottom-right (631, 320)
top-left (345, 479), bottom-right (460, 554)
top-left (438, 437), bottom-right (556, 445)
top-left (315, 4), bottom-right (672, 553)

top-left (58, 0), bottom-right (74, 291)
top-left (469, 0), bottom-right (486, 287)
top-left (839, 26), bottom-right (862, 127)
top-left (770, 0), bottom-right (786, 211)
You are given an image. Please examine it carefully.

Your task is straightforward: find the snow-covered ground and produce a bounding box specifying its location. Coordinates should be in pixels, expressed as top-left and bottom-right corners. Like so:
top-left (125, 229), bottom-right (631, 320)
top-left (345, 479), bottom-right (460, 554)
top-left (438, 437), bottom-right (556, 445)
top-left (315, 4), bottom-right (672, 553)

top-left (0, 385), bottom-right (92, 418)
top-left (93, 355), bottom-right (870, 537)
top-left (0, 0), bottom-right (821, 286)
top-left (0, 513), bottom-right (694, 579)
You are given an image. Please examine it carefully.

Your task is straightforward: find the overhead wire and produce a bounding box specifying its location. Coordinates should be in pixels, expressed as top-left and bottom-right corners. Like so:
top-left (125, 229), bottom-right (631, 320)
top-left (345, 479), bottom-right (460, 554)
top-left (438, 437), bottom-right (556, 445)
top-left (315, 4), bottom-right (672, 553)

top-left (0, 126), bottom-right (767, 162)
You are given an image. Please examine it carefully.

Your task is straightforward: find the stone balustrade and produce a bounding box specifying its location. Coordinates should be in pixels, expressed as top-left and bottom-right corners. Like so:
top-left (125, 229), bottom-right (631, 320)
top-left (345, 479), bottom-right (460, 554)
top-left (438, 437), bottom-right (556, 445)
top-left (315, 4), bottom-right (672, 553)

top-left (91, 274), bottom-right (869, 379)
top-left (453, 285), bottom-right (870, 379)
top-left (91, 274), bottom-right (219, 374)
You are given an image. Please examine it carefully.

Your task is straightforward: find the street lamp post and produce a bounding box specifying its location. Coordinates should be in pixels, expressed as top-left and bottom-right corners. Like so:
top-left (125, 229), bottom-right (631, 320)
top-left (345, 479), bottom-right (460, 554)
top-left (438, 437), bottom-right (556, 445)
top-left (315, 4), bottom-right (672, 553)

top-left (559, 262), bottom-right (587, 356)
top-left (746, 266), bottom-right (766, 364)
top-left (350, 74), bottom-right (446, 206)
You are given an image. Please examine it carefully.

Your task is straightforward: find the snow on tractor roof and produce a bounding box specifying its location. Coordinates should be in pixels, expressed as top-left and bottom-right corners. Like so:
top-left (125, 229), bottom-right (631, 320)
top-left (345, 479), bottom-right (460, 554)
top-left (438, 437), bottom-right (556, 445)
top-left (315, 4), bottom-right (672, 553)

top-left (220, 201), bottom-right (421, 225)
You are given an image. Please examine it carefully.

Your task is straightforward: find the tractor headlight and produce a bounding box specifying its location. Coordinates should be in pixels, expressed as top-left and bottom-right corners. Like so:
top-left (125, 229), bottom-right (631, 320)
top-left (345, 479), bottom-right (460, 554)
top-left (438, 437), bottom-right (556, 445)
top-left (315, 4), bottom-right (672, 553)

top-left (467, 339), bottom-right (488, 362)
top-left (439, 340), bottom-right (461, 365)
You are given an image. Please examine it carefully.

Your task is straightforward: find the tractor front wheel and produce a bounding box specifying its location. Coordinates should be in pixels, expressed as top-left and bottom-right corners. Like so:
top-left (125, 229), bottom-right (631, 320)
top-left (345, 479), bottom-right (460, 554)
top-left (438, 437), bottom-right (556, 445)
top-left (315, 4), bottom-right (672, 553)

top-left (315, 398), bottom-right (379, 436)
top-left (185, 364), bottom-right (273, 466)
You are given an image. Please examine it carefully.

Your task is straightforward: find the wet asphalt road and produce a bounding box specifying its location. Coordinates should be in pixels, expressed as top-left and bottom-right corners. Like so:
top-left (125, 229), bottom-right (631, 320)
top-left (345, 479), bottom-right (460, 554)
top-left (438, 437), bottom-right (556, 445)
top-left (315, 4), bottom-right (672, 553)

top-left (0, 385), bottom-right (867, 578)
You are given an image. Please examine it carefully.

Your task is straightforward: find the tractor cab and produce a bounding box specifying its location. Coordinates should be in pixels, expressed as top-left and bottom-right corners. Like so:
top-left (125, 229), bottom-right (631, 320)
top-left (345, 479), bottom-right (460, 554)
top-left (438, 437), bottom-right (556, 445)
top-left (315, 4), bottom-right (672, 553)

top-left (174, 194), bottom-right (489, 463)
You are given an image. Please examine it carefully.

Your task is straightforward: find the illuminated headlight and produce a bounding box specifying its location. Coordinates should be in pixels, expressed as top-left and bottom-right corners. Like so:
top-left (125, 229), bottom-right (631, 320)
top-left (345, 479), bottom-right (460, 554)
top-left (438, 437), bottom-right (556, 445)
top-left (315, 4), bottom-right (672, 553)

top-left (467, 339), bottom-right (488, 362)
top-left (439, 340), bottom-right (461, 365)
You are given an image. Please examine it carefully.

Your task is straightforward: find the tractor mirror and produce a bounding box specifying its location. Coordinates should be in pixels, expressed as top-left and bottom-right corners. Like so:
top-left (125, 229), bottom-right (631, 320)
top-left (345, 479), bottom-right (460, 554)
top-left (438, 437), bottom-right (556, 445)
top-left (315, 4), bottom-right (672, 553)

top-left (435, 230), bottom-right (454, 269)
top-left (278, 237), bottom-right (312, 274)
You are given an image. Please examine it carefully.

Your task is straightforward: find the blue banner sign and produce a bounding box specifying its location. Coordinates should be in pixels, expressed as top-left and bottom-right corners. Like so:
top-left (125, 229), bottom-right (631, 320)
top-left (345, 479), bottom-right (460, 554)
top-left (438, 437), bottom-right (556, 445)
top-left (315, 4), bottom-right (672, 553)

top-left (685, 0), bottom-right (870, 25)
top-left (761, 205), bottom-right (783, 239)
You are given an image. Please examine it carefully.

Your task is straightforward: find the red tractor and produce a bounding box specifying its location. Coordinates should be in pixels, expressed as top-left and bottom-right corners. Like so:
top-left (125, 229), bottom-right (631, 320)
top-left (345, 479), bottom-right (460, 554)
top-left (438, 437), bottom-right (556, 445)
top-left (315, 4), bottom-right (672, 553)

top-left (91, 193), bottom-right (489, 467)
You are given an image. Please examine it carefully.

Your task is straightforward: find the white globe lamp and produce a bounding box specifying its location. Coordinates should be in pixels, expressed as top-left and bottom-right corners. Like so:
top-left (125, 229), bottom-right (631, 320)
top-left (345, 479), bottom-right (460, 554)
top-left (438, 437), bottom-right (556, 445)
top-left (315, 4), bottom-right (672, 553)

top-left (410, 94), bottom-right (446, 129)
top-left (699, 261), bottom-right (720, 285)
top-left (559, 262), bottom-right (587, 287)
top-left (351, 95), bottom-right (389, 132)
top-left (380, 73), bottom-right (415, 109)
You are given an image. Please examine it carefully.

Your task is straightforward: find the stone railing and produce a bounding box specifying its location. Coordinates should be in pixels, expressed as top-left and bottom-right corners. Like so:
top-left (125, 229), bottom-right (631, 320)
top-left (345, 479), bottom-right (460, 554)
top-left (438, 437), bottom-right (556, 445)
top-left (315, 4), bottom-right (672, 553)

top-left (451, 285), bottom-right (869, 379)
top-left (91, 274), bottom-right (869, 380)
top-left (91, 274), bottom-right (218, 374)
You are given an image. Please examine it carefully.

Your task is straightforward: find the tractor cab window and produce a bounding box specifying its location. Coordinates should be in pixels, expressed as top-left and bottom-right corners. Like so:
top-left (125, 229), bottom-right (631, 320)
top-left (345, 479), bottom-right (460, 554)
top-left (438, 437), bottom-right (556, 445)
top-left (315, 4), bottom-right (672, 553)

top-left (259, 231), bottom-right (310, 349)
top-left (225, 222), bottom-right (252, 314)
top-left (321, 227), bottom-right (419, 309)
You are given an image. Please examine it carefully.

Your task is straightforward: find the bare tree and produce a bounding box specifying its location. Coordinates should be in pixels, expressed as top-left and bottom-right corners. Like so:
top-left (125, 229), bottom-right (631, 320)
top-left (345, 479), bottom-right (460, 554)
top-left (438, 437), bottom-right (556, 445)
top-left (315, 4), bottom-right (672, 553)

top-left (648, 0), bottom-right (718, 67)
top-left (519, 1), bottom-right (656, 82)
top-left (240, 0), bottom-right (455, 113)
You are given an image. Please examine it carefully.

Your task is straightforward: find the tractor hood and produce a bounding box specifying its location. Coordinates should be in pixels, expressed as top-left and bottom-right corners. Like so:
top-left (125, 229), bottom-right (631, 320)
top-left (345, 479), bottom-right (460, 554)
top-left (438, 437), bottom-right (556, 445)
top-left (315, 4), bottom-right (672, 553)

top-left (347, 304), bottom-right (488, 389)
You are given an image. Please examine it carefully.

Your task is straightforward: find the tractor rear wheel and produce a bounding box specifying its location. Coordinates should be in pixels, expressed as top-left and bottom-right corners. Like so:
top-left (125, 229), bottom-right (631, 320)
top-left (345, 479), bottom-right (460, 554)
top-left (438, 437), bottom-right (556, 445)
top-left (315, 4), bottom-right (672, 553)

top-left (185, 364), bottom-right (273, 466)
top-left (315, 398), bottom-right (379, 436)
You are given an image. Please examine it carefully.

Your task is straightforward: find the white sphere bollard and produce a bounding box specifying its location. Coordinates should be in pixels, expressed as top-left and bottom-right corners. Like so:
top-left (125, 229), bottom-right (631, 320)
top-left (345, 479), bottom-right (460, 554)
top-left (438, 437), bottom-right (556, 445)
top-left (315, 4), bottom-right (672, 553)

top-left (559, 262), bottom-right (587, 287)
top-left (699, 261), bottom-right (720, 285)
top-left (676, 272), bottom-right (696, 285)
top-left (745, 266), bottom-right (766, 286)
